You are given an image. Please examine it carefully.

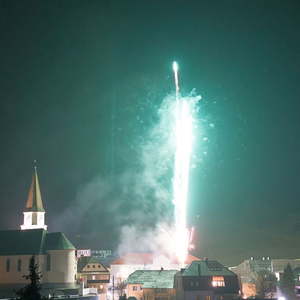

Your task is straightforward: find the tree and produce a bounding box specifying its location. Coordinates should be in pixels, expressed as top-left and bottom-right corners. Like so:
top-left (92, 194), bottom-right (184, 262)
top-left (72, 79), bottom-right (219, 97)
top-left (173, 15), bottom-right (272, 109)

top-left (116, 280), bottom-right (127, 297)
top-left (280, 264), bottom-right (296, 300)
top-left (16, 256), bottom-right (43, 300)
top-left (254, 270), bottom-right (277, 298)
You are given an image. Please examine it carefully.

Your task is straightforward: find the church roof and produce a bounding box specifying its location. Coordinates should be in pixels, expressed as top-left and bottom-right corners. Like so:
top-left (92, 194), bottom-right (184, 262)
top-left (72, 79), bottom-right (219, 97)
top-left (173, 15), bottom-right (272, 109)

top-left (44, 232), bottom-right (75, 251)
top-left (0, 229), bottom-right (75, 255)
top-left (25, 167), bottom-right (45, 212)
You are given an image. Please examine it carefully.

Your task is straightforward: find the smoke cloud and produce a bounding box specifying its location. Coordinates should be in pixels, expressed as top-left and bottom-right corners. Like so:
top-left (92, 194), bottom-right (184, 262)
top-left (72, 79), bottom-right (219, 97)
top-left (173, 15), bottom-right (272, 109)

top-left (54, 92), bottom-right (200, 259)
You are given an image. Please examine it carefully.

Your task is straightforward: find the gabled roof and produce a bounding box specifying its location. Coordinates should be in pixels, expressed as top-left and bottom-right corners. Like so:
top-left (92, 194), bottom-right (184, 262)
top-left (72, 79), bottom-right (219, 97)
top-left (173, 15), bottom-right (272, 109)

top-left (127, 270), bottom-right (177, 288)
top-left (25, 167), bottom-right (45, 212)
top-left (0, 229), bottom-right (75, 255)
top-left (0, 229), bottom-right (46, 255)
top-left (111, 253), bottom-right (200, 265)
top-left (77, 256), bottom-right (109, 272)
top-left (180, 260), bottom-right (237, 277)
top-left (44, 232), bottom-right (75, 251)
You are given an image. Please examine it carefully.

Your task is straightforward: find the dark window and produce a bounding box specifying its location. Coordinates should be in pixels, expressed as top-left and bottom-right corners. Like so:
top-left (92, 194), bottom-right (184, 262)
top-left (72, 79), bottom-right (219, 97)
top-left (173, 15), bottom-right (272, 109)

top-left (6, 259), bottom-right (10, 272)
top-left (17, 259), bottom-right (22, 272)
top-left (46, 254), bottom-right (51, 271)
top-left (87, 265), bottom-right (90, 268)
top-left (133, 286), bottom-right (138, 291)
top-left (98, 264), bottom-right (101, 268)
top-left (93, 265), bottom-right (95, 268)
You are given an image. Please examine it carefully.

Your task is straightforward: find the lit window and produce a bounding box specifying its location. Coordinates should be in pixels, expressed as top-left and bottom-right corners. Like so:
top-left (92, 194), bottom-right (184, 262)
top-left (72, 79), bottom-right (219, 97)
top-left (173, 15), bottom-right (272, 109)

top-left (211, 276), bottom-right (225, 287)
top-left (92, 275), bottom-right (96, 280)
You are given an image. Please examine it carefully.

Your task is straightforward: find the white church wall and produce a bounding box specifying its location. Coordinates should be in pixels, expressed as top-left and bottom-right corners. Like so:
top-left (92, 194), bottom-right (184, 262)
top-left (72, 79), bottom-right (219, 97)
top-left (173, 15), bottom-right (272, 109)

top-left (43, 250), bottom-right (76, 284)
top-left (0, 254), bottom-right (44, 284)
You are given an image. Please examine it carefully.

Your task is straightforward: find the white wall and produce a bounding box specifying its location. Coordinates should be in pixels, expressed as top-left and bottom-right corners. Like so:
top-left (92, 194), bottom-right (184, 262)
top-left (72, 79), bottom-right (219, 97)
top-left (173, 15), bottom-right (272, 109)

top-left (43, 250), bottom-right (77, 284)
top-left (0, 254), bottom-right (44, 284)
top-left (0, 250), bottom-right (76, 285)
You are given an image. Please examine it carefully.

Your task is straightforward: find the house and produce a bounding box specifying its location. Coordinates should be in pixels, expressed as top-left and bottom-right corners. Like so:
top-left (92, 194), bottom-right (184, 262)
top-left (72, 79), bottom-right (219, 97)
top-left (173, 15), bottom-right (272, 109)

top-left (231, 257), bottom-right (300, 298)
top-left (230, 257), bottom-right (272, 298)
top-left (110, 252), bottom-right (200, 284)
top-left (0, 166), bottom-right (77, 297)
top-left (77, 256), bottom-right (110, 293)
top-left (174, 260), bottom-right (240, 300)
top-left (126, 269), bottom-right (178, 300)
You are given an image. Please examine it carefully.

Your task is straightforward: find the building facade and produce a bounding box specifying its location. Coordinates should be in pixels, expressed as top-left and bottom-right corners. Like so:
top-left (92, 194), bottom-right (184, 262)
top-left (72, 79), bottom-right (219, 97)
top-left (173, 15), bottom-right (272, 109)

top-left (175, 260), bottom-right (240, 300)
top-left (126, 269), bottom-right (177, 300)
top-left (231, 257), bottom-right (300, 297)
top-left (77, 256), bottom-right (110, 293)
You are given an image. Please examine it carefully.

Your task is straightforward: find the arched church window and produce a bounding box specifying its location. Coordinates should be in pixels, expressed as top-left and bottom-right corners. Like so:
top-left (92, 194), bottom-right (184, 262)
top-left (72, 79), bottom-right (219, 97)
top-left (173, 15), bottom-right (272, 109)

top-left (6, 259), bottom-right (10, 272)
top-left (46, 254), bottom-right (51, 271)
top-left (17, 259), bottom-right (22, 271)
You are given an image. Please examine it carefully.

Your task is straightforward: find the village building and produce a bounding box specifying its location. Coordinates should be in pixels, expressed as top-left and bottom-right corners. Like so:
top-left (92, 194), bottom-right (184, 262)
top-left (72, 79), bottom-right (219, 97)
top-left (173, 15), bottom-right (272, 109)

top-left (77, 256), bottom-right (110, 294)
top-left (126, 269), bottom-right (177, 300)
top-left (174, 260), bottom-right (240, 300)
top-left (231, 257), bottom-right (300, 298)
top-left (0, 166), bottom-right (77, 297)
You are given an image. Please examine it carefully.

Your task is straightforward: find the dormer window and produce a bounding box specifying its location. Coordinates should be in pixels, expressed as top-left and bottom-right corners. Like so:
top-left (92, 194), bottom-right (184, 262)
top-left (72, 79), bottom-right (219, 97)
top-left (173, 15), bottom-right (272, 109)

top-left (211, 276), bottom-right (225, 287)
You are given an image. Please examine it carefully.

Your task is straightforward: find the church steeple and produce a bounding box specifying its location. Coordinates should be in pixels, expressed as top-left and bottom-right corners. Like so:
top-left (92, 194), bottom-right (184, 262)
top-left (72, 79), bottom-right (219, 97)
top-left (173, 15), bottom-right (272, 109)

top-left (21, 163), bottom-right (47, 230)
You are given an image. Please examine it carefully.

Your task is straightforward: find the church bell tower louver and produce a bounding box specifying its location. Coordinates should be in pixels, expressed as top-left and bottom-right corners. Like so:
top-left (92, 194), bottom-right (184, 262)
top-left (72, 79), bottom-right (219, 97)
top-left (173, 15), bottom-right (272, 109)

top-left (21, 164), bottom-right (47, 230)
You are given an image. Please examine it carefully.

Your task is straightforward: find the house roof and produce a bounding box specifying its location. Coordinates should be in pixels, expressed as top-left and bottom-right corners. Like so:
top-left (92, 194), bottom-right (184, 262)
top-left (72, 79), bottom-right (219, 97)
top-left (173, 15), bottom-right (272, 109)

top-left (111, 253), bottom-right (200, 265)
top-left (127, 270), bottom-right (177, 288)
top-left (25, 167), bottom-right (45, 212)
top-left (180, 260), bottom-right (237, 277)
top-left (0, 229), bottom-right (75, 255)
top-left (77, 256), bottom-right (109, 272)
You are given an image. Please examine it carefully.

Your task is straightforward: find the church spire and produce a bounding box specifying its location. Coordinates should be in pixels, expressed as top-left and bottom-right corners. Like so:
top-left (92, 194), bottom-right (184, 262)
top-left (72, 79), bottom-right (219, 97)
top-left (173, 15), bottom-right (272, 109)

top-left (25, 163), bottom-right (45, 212)
top-left (21, 162), bottom-right (47, 230)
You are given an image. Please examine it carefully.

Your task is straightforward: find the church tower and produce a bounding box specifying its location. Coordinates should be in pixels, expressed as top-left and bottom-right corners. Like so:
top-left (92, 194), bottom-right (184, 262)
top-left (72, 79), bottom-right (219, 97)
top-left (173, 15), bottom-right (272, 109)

top-left (21, 165), bottom-right (47, 230)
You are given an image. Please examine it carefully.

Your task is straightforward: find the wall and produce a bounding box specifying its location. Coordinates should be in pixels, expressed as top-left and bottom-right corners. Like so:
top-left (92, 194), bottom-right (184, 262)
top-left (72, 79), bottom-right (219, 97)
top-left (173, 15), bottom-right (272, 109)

top-left (126, 283), bottom-right (143, 300)
top-left (143, 288), bottom-right (175, 300)
top-left (241, 282), bottom-right (256, 298)
top-left (43, 250), bottom-right (77, 284)
top-left (0, 254), bottom-right (44, 284)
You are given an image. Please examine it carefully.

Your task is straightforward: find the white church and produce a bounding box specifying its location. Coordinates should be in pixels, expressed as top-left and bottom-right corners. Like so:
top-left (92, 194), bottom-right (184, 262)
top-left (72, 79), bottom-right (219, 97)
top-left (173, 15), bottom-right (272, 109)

top-left (0, 166), bottom-right (77, 297)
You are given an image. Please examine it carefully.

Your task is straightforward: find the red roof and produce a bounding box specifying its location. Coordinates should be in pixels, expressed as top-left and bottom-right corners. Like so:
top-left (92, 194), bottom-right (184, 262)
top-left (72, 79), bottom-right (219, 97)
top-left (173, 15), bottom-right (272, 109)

top-left (111, 252), bottom-right (200, 265)
top-left (112, 253), bottom-right (154, 265)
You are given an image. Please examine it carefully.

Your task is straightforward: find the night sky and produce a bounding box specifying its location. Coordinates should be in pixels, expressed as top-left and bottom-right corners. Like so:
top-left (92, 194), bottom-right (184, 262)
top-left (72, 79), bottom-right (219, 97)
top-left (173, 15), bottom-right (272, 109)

top-left (1, 0), bottom-right (300, 266)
